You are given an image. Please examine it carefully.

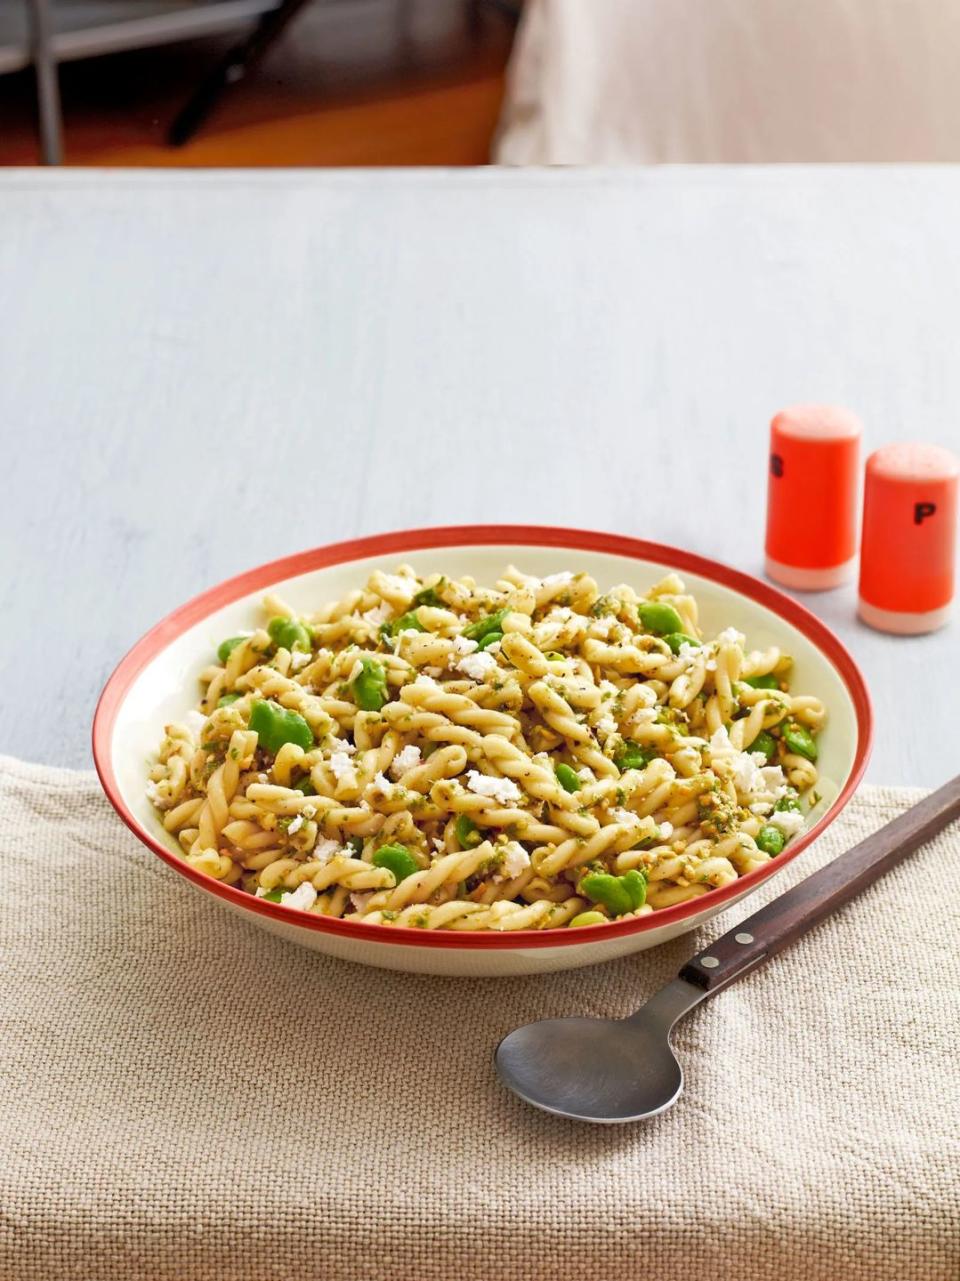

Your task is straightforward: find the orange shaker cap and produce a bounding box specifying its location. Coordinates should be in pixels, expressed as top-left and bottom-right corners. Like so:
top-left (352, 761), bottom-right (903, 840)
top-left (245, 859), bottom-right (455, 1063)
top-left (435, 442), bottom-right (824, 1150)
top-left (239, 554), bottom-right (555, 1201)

top-left (765, 404), bottom-right (862, 591)
top-left (858, 441), bottom-right (959, 634)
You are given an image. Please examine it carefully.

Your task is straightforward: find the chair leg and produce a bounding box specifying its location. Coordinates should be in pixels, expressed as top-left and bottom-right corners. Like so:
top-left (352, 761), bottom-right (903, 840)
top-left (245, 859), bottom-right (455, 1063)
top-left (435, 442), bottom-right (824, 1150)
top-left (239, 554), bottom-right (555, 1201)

top-left (167, 0), bottom-right (314, 147)
top-left (25, 0), bottom-right (64, 163)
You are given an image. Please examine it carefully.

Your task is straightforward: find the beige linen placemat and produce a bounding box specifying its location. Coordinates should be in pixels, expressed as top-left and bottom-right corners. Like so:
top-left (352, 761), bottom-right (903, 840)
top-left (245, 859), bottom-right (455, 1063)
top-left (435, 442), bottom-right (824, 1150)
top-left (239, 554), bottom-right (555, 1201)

top-left (1, 756), bottom-right (957, 1281)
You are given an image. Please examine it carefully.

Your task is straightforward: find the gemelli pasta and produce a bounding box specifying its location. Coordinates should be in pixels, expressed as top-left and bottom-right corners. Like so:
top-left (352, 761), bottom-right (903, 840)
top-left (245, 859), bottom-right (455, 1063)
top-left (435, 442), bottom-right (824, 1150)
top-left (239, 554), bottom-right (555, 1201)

top-left (146, 566), bottom-right (825, 930)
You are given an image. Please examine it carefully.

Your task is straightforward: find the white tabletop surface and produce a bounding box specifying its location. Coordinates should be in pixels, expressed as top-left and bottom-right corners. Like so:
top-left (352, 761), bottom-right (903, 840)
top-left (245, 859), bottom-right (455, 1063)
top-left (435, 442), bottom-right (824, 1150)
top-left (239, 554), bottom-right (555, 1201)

top-left (1, 167), bottom-right (956, 783)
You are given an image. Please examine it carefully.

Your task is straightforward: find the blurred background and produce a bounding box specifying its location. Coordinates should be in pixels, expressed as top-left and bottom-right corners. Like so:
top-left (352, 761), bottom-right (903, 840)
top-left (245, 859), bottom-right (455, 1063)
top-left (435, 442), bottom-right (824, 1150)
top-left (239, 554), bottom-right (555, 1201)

top-left (7, 0), bottom-right (960, 167)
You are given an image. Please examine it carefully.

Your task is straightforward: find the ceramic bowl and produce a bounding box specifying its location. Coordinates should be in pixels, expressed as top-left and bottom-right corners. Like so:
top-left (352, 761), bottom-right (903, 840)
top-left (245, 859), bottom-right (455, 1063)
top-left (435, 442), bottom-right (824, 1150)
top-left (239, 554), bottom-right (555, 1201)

top-left (93, 525), bottom-right (872, 976)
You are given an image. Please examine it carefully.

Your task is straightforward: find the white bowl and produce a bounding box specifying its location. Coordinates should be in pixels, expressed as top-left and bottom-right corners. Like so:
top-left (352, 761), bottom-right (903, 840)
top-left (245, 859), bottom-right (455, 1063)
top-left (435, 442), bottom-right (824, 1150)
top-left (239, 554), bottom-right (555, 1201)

top-left (93, 525), bottom-right (872, 976)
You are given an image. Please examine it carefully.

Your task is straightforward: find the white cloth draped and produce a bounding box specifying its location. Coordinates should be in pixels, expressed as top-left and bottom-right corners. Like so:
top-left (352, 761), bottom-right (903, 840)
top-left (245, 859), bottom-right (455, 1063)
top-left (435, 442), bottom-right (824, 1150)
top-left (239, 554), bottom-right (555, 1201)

top-left (495, 0), bottom-right (960, 163)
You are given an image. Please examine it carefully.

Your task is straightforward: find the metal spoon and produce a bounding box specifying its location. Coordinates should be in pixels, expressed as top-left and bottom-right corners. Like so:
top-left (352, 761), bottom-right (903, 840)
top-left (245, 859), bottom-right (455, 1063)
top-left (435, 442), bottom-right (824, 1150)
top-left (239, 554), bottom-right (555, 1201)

top-left (497, 773), bottom-right (960, 1123)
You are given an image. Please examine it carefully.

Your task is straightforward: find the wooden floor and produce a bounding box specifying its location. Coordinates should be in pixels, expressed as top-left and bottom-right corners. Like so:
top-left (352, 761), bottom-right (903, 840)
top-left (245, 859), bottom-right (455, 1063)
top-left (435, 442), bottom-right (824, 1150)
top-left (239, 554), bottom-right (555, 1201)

top-left (0, 0), bottom-right (514, 166)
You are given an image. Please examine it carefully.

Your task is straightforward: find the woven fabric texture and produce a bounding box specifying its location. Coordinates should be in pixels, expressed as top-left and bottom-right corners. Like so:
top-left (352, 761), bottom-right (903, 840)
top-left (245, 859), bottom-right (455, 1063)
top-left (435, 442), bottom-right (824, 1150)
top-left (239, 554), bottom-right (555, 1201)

top-left (1, 757), bottom-right (957, 1281)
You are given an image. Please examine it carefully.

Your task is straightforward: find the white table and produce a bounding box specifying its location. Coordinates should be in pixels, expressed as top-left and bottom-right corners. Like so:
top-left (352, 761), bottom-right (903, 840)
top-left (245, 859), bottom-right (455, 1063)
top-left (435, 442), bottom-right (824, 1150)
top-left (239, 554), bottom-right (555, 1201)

top-left (1, 167), bottom-right (956, 784)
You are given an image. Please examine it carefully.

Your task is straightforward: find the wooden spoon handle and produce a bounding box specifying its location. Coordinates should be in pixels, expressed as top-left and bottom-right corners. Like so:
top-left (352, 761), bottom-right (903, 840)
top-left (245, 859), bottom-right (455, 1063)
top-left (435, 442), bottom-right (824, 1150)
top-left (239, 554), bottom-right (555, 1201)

top-left (679, 775), bottom-right (960, 993)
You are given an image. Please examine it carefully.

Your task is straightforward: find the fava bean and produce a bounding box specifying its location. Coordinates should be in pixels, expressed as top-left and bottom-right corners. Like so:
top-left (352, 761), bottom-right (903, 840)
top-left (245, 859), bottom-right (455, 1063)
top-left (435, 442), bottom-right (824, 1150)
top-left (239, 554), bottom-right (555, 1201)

top-left (637, 600), bottom-right (684, 636)
top-left (293, 777), bottom-right (317, 796)
top-left (476, 630), bottom-right (503, 652)
top-left (372, 843), bottom-right (419, 883)
top-left (454, 814), bottom-right (482, 849)
top-left (383, 609), bottom-right (427, 638)
top-left (745, 673), bottom-right (780, 690)
top-left (267, 616), bottom-right (312, 653)
top-left (412, 586), bottom-right (442, 608)
top-left (248, 699), bottom-right (314, 755)
top-left (750, 730), bottom-right (777, 763)
top-left (756, 825), bottom-right (786, 856)
top-left (782, 720), bottom-right (818, 762)
top-left (217, 636), bottom-right (247, 664)
top-left (352, 657), bottom-right (388, 711)
top-left (579, 869), bottom-right (647, 916)
top-left (664, 632), bottom-right (700, 655)
top-left (462, 610), bottom-right (508, 642)
top-left (217, 693), bottom-right (241, 708)
top-left (554, 763), bottom-right (582, 794)
top-left (569, 911), bottom-right (607, 927)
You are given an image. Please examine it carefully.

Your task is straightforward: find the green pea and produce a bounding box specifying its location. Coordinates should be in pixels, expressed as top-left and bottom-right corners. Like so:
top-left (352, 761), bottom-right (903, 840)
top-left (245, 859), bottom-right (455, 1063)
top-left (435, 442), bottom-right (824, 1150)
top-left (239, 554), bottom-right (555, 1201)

top-left (569, 911), bottom-right (608, 927)
top-left (346, 835), bottom-right (364, 857)
top-left (745, 673), bottom-right (780, 690)
top-left (663, 632), bottom-right (700, 655)
top-left (613, 739), bottom-right (653, 772)
top-left (476, 630), bottom-right (503, 652)
top-left (750, 730), bottom-right (777, 763)
top-left (217, 693), bottom-right (241, 708)
top-left (267, 616), bottom-right (312, 653)
top-left (384, 609), bottom-right (427, 638)
top-left (259, 887), bottom-right (286, 903)
top-left (248, 699), bottom-right (314, 755)
top-left (554, 763), bottom-right (582, 794)
top-left (756, 825), bottom-right (786, 856)
top-left (782, 720), bottom-right (818, 762)
top-left (217, 635), bottom-right (247, 664)
top-left (293, 776), bottom-right (316, 796)
top-left (351, 657), bottom-right (388, 711)
top-left (454, 814), bottom-right (482, 849)
top-left (372, 843), bottom-right (419, 883)
top-left (637, 600), bottom-right (684, 636)
top-left (462, 610), bottom-right (508, 642)
top-left (775, 789), bottom-right (802, 813)
top-left (412, 586), bottom-right (442, 608)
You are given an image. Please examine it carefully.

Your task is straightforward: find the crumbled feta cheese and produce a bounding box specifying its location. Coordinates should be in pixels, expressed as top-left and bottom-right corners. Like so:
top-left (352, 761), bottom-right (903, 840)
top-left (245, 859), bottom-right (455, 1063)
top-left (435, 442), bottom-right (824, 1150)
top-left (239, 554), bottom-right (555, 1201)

top-left (254, 886), bottom-right (268, 898)
top-left (594, 713), bottom-right (618, 742)
top-left (498, 841), bottom-right (531, 880)
top-left (361, 603), bottom-right (391, 626)
top-left (658, 821), bottom-right (674, 839)
top-left (542, 572), bottom-right (574, 589)
top-left (592, 615), bottom-right (621, 639)
top-left (302, 803), bottom-right (317, 819)
top-left (759, 766), bottom-right (787, 793)
top-left (576, 767), bottom-right (595, 783)
top-left (349, 891), bottom-right (375, 914)
top-left (452, 635), bottom-right (479, 656)
top-left (289, 650), bottom-right (312, 672)
top-left (706, 659), bottom-right (717, 671)
top-left (423, 666), bottom-right (444, 678)
top-left (715, 627), bottom-right (745, 647)
top-left (768, 808), bottom-right (806, 838)
top-left (287, 814), bottom-right (303, 835)
top-left (731, 751), bottom-right (767, 799)
top-left (457, 651), bottom-right (499, 681)
top-left (280, 882), bottom-right (317, 912)
top-left (431, 837), bottom-right (446, 852)
top-left (413, 673), bottom-right (439, 689)
top-left (709, 726), bottom-right (735, 754)
top-left (380, 574), bottom-right (415, 603)
top-left (390, 745), bottom-right (422, 779)
top-left (676, 642), bottom-right (704, 671)
top-left (611, 807), bottom-right (643, 829)
top-left (329, 736), bottom-right (356, 756)
top-left (257, 773), bottom-right (269, 783)
top-left (464, 771), bottom-right (521, 805)
top-left (329, 752), bottom-right (358, 784)
top-left (145, 780), bottom-right (163, 806)
top-left (312, 837), bottom-right (340, 865)
top-left (628, 707), bottom-right (658, 731)
top-left (184, 709), bottom-right (207, 738)
top-left (371, 771), bottom-right (393, 793)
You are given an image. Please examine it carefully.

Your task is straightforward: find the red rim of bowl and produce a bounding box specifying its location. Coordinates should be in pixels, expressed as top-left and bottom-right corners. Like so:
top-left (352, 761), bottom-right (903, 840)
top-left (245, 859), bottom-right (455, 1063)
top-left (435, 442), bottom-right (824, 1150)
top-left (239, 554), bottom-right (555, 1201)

top-left (92, 524), bottom-right (873, 950)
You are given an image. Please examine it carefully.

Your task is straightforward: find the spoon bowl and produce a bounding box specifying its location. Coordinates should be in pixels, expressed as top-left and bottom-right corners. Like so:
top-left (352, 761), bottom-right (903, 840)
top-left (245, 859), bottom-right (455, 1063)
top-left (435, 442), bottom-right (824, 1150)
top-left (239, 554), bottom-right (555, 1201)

top-left (495, 980), bottom-right (701, 1122)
